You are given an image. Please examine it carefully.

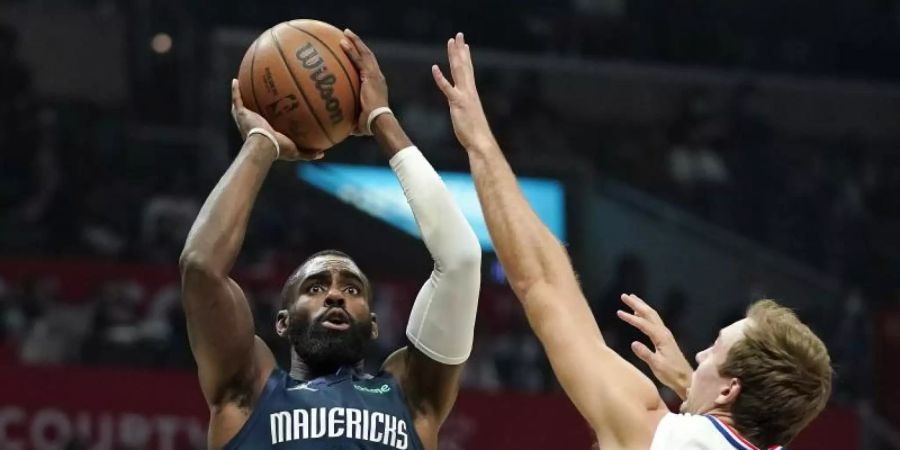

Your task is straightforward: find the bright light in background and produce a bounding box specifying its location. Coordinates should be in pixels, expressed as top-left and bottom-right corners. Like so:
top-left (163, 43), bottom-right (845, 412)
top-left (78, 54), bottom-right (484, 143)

top-left (298, 163), bottom-right (566, 252)
top-left (151, 33), bottom-right (173, 54)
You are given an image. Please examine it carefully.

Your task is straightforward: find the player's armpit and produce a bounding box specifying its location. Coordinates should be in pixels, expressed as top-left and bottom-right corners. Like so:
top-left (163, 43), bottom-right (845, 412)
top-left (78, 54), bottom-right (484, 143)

top-left (521, 282), bottom-right (668, 449)
top-left (382, 345), bottom-right (464, 426)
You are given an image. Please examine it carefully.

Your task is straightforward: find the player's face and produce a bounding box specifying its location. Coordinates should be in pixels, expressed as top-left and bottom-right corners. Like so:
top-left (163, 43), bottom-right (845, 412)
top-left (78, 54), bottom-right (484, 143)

top-left (681, 319), bottom-right (749, 414)
top-left (280, 256), bottom-right (377, 369)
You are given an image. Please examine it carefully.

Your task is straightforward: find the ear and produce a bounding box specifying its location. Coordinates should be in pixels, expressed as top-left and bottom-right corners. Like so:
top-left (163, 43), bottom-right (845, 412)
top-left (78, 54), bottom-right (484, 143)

top-left (276, 309), bottom-right (290, 338)
top-left (715, 377), bottom-right (742, 407)
top-left (370, 312), bottom-right (379, 340)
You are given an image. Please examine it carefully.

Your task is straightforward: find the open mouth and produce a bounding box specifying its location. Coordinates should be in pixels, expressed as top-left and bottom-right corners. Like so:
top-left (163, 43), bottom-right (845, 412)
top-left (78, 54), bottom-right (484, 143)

top-left (321, 309), bottom-right (351, 331)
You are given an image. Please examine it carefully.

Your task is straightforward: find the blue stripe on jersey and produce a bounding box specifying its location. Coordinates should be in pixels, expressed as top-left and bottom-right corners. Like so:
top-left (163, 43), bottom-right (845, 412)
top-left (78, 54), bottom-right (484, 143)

top-left (706, 415), bottom-right (753, 450)
top-left (704, 416), bottom-right (787, 450)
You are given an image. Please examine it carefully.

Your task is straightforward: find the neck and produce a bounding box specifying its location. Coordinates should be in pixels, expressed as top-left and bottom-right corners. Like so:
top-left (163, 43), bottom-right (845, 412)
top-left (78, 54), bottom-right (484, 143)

top-left (288, 349), bottom-right (364, 380)
top-left (707, 410), bottom-right (735, 426)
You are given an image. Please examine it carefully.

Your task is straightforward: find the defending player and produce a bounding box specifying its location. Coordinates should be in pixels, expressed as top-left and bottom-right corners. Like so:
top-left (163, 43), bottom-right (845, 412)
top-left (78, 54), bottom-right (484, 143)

top-left (432, 32), bottom-right (832, 450)
top-left (179, 30), bottom-right (481, 450)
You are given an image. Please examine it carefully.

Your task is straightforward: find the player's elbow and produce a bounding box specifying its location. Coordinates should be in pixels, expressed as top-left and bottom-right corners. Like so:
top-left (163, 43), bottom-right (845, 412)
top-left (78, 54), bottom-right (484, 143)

top-left (508, 276), bottom-right (547, 304)
top-left (179, 250), bottom-right (225, 280)
top-left (437, 229), bottom-right (482, 273)
top-left (510, 274), bottom-right (576, 309)
top-left (510, 242), bottom-right (577, 301)
top-left (449, 239), bottom-right (482, 273)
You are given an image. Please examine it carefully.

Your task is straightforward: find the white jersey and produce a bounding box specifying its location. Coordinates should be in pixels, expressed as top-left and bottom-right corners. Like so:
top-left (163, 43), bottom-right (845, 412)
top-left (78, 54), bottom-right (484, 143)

top-left (650, 413), bottom-right (785, 450)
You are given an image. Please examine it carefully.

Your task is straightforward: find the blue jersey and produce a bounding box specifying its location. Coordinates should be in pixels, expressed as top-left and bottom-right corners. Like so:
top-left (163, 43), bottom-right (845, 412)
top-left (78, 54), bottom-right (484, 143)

top-left (223, 367), bottom-right (426, 450)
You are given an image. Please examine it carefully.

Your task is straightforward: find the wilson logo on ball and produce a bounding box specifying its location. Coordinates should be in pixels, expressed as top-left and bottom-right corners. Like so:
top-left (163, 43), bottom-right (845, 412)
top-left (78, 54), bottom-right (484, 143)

top-left (295, 42), bottom-right (344, 125)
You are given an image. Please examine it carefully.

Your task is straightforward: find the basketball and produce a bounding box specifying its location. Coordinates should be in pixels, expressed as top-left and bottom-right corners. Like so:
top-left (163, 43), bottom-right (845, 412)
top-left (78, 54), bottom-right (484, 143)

top-left (238, 20), bottom-right (361, 152)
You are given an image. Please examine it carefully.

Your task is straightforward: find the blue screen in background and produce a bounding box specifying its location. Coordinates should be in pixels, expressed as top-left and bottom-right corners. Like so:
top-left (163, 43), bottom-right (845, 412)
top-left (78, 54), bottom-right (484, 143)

top-left (298, 163), bottom-right (566, 252)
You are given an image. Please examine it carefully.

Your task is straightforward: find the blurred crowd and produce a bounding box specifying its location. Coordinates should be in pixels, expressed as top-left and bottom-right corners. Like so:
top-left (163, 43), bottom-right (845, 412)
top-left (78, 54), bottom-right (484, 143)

top-left (594, 82), bottom-right (899, 298)
top-left (0, 256), bottom-right (874, 404)
top-left (0, 264), bottom-right (557, 394)
top-left (0, 0), bottom-right (897, 406)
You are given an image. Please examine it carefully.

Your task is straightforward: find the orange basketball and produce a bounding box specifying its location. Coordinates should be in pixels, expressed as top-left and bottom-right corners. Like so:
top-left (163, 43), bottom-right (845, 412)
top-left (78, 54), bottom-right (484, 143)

top-left (238, 20), bottom-right (360, 153)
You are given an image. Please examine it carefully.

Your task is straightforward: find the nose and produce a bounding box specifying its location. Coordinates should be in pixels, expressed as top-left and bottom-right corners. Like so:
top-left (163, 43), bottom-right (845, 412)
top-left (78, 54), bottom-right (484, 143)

top-left (695, 350), bottom-right (706, 364)
top-left (324, 288), bottom-right (345, 308)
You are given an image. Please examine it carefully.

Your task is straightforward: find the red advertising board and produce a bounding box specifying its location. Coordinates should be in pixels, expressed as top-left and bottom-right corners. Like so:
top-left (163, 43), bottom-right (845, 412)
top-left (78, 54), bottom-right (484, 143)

top-left (0, 366), bottom-right (208, 450)
top-left (875, 308), bottom-right (900, 429)
top-left (0, 366), bottom-right (594, 450)
top-left (0, 366), bottom-right (858, 450)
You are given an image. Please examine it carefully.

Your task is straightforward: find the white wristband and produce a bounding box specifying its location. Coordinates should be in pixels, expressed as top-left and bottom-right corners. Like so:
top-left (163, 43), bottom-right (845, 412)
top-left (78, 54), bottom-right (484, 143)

top-left (247, 127), bottom-right (280, 160)
top-left (366, 107), bottom-right (393, 135)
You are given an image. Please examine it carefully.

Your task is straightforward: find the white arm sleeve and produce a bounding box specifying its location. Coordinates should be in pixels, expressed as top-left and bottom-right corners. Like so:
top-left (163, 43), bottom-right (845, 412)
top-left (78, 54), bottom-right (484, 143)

top-left (390, 146), bottom-right (482, 365)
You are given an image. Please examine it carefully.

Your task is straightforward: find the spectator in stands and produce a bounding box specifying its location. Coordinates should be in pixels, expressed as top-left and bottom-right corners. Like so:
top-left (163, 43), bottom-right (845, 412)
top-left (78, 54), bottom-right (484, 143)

top-left (141, 283), bottom-right (194, 367)
top-left (399, 78), bottom-right (453, 160)
top-left (81, 280), bottom-right (147, 366)
top-left (460, 325), bottom-right (503, 392)
top-left (0, 24), bottom-right (36, 160)
top-left (78, 183), bottom-right (130, 257)
top-left (723, 82), bottom-right (780, 243)
top-left (17, 276), bottom-right (89, 365)
top-left (666, 115), bottom-right (732, 221)
top-left (0, 276), bottom-right (20, 363)
top-left (830, 287), bottom-right (874, 402)
top-left (483, 288), bottom-right (551, 392)
top-left (8, 109), bottom-right (65, 252)
top-left (592, 253), bottom-right (648, 364)
top-left (505, 72), bottom-right (572, 161)
top-left (0, 276), bottom-right (21, 339)
top-left (140, 171), bottom-right (199, 262)
top-left (0, 24), bottom-right (42, 252)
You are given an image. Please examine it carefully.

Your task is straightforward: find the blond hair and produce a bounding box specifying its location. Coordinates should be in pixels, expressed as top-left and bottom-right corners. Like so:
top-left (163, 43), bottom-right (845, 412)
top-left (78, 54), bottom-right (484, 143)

top-left (719, 300), bottom-right (832, 447)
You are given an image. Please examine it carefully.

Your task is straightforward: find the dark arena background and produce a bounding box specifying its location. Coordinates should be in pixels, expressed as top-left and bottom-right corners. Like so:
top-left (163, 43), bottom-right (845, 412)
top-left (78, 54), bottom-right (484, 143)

top-left (1, 1), bottom-right (899, 449)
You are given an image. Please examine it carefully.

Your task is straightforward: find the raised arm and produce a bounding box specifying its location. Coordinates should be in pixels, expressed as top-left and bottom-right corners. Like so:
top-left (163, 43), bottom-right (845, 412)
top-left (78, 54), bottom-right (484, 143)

top-left (179, 81), bottom-right (308, 410)
top-left (432, 34), bottom-right (667, 449)
top-left (340, 30), bottom-right (482, 445)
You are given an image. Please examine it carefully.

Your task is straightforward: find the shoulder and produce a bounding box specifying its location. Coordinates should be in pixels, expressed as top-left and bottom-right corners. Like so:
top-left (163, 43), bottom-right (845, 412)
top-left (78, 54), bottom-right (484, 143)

top-left (368, 369), bottom-right (402, 386)
top-left (650, 414), bottom-right (728, 450)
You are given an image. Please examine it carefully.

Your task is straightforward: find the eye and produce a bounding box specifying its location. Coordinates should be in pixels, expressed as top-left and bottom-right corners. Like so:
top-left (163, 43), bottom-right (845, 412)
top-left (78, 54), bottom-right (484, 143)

top-left (308, 284), bottom-right (325, 294)
top-left (345, 286), bottom-right (361, 296)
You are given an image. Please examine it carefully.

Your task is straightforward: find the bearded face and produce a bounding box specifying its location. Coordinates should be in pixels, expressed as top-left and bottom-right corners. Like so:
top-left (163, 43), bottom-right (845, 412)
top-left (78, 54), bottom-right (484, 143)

top-left (277, 253), bottom-right (377, 372)
top-left (285, 303), bottom-right (374, 370)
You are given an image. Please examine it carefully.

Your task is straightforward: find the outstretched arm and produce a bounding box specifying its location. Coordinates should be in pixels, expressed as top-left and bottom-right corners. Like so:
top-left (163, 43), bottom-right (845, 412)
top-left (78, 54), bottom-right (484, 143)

top-left (433, 33), bottom-right (667, 449)
top-left (340, 30), bottom-right (482, 446)
top-left (179, 81), bottom-right (308, 410)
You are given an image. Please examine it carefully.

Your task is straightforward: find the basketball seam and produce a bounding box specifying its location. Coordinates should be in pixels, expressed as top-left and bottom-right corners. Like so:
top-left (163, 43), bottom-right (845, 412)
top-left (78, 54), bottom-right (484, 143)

top-left (284, 22), bottom-right (360, 124)
top-left (249, 38), bottom-right (262, 114)
top-left (270, 25), bottom-right (335, 146)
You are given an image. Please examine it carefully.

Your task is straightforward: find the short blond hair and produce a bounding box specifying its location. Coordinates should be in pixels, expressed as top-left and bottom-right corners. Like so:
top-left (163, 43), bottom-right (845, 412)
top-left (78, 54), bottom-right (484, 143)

top-left (719, 300), bottom-right (832, 447)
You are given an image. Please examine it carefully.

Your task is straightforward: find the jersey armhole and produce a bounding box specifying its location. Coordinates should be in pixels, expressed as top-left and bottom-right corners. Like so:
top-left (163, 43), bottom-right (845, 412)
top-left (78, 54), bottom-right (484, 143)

top-left (221, 367), bottom-right (283, 450)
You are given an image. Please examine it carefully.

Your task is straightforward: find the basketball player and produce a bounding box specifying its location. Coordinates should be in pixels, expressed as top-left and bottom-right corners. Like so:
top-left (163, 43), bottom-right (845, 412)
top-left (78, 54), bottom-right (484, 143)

top-left (179, 30), bottom-right (481, 450)
top-left (432, 33), bottom-right (832, 450)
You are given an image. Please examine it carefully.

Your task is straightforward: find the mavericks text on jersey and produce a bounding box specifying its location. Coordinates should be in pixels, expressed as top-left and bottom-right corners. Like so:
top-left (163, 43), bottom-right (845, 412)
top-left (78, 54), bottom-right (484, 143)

top-left (224, 368), bottom-right (425, 450)
top-left (269, 407), bottom-right (409, 448)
